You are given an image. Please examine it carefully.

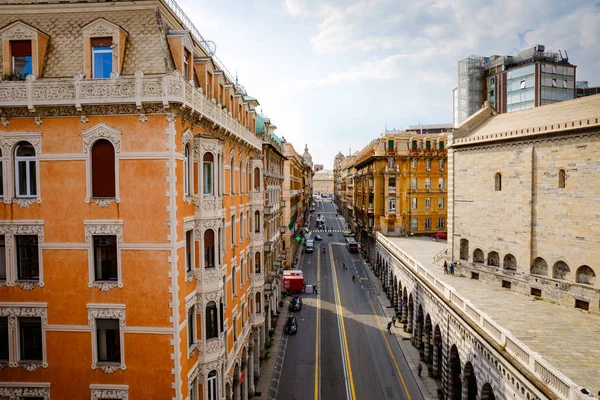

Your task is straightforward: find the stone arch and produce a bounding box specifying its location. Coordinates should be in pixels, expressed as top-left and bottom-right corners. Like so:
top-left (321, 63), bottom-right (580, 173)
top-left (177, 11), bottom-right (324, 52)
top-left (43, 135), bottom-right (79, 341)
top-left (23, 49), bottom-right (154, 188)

top-left (449, 345), bottom-right (462, 400)
top-left (407, 293), bottom-right (414, 333)
top-left (553, 260), bottom-right (571, 280)
top-left (393, 276), bottom-right (398, 309)
top-left (530, 257), bottom-right (548, 276)
top-left (225, 381), bottom-right (232, 400)
top-left (463, 361), bottom-right (478, 400)
top-left (494, 172), bottom-right (501, 191)
top-left (503, 254), bottom-right (517, 271)
top-left (402, 287), bottom-right (408, 331)
top-left (481, 383), bottom-right (496, 400)
top-left (576, 265), bottom-right (596, 286)
top-left (473, 248), bottom-right (484, 263)
top-left (460, 239), bottom-right (469, 261)
top-left (232, 363), bottom-right (240, 400)
top-left (487, 251), bottom-right (499, 267)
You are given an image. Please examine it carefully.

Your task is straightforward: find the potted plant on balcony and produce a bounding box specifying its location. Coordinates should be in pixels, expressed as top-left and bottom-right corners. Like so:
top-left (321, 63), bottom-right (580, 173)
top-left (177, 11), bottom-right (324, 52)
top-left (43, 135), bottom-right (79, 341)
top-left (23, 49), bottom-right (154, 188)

top-left (1, 72), bottom-right (25, 81)
top-left (265, 351), bottom-right (271, 359)
top-left (264, 339), bottom-right (272, 349)
top-left (268, 328), bottom-right (275, 337)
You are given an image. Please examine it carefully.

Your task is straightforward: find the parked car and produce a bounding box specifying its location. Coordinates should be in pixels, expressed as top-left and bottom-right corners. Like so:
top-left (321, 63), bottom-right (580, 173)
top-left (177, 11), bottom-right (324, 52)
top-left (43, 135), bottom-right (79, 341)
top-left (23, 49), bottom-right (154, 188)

top-left (434, 232), bottom-right (448, 240)
top-left (314, 235), bottom-right (323, 241)
top-left (289, 296), bottom-right (303, 311)
top-left (343, 230), bottom-right (353, 237)
top-left (284, 316), bottom-right (298, 334)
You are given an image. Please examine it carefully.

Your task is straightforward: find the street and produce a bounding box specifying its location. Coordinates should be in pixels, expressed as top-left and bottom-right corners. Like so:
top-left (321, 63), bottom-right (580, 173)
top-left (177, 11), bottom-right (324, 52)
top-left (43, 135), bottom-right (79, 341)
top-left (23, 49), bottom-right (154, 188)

top-left (277, 200), bottom-right (425, 400)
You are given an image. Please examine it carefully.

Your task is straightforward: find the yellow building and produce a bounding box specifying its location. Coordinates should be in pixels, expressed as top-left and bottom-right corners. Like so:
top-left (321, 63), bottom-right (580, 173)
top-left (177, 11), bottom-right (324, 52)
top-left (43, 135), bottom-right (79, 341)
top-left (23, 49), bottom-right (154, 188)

top-left (313, 170), bottom-right (334, 198)
top-left (0, 0), bottom-right (272, 398)
top-left (342, 131), bottom-right (448, 259)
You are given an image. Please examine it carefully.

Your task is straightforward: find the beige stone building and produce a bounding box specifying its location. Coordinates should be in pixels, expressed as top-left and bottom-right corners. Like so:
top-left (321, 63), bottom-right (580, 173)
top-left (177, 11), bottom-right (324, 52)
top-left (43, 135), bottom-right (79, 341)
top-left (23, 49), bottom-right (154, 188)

top-left (449, 95), bottom-right (600, 311)
top-left (313, 169), bottom-right (334, 198)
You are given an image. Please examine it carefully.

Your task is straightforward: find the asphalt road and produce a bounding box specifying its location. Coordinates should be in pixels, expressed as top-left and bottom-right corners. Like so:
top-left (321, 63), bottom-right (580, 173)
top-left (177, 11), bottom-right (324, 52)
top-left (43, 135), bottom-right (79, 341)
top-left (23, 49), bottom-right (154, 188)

top-left (277, 200), bottom-right (425, 400)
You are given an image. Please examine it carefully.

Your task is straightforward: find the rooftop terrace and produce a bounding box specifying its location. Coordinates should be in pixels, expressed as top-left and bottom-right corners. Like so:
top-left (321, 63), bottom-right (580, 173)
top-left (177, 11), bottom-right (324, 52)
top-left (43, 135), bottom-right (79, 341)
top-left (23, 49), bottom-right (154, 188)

top-left (380, 235), bottom-right (600, 397)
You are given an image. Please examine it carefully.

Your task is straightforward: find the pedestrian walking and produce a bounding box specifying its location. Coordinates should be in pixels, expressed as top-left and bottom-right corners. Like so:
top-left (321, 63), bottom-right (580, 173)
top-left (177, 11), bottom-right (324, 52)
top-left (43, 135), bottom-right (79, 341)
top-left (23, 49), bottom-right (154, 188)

top-left (443, 260), bottom-right (448, 274)
top-left (387, 321), bottom-right (392, 333)
top-left (352, 275), bottom-right (356, 282)
top-left (449, 263), bottom-right (455, 275)
top-left (343, 262), bottom-right (346, 270)
top-left (314, 285), bottom-right (318, 294)
top-left (417, 363), bottom-right (423, 377)
top-left (392, 315), bottom-right (397, 327)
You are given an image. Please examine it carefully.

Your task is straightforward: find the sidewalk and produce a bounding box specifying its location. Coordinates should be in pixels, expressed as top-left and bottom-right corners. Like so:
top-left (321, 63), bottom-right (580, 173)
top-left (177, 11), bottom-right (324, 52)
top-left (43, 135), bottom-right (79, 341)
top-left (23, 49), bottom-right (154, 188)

top-left (254, 302), bottom-right (289, 399)
top-left (362, 259), bottom-right (440, 400)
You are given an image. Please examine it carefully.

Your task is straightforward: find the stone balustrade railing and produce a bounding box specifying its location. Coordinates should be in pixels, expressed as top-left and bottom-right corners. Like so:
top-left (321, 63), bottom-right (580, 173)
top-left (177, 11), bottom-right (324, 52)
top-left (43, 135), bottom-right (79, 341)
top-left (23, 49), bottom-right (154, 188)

top-left (0, 72), bottom-right (262, 151)
top-left (376, 232), bottom-right (581, 400)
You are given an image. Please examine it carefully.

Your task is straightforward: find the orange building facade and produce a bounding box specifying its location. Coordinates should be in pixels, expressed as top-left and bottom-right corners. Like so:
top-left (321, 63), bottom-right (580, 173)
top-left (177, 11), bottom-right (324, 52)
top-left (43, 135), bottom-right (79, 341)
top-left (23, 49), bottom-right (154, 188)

top-left (0, 1), bottom-right (269, 399)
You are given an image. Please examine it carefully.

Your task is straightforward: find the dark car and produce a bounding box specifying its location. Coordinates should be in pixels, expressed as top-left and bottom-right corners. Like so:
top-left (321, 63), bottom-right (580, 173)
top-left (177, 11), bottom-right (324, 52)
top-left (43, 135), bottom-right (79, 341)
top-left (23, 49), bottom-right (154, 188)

top-left (289, 296), bottom-right (302, 311)
top-left (284, 316), bottom-right (298, 334)
top-left (327, 231), bottom-right (333, 236)
top-left (434, 232), bottom-right (448, 240)
top-left (314, 235), bottom-right (323, 241)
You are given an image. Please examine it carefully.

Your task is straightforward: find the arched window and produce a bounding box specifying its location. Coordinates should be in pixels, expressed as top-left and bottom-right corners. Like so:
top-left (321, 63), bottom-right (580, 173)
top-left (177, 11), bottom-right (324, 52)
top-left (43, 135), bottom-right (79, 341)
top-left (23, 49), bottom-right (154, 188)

top-left (530, 257), bottom-right (548, 276)
top-left (184, 145), bottom-right (191, 196)
top-left (558, 169), bottom-right (565, 189)
top-left (494, 173), bottom-right (502, 191)
top-left (255, 251), bottom-right (261, 273)
top-left (255, 292), bottom-right (262, 314)
top-left (230, 157), bottom-right (234, 194)
top-left (439, 141), bottom-right (445, 149)
top-left (576, 265), bottom-right (596, 286)
top-left (207, 370), bottom-right (218, 400)
top-left (553, 260), bottom-right (570, 280)
top-left (425, 140), bottom-right (431, 149)
top-left (205, 301), bottom-right (218, 339)
top-left (254, 210), bottom-right (260, 233)
top-left (91, 139), bottom-right (116, 198)
top-left (14, 142), bottom-right (37, 198)
top-left (411, 139), bottom-right (418, 149)
top-left (503, 254), bottom-right (517, 271)
top-left (204, 229), bottom-right (215, 268)
top-left (247, 161), bottom-right (252, 192)
top-left (203, 153), bottom-right (214, 195)
top-left (487, 251), bottom-right (499, 267)
top-left (473, 248), bottom-right (484, 263)
top-left (459, 239), bottom-right (469, 261)
top-left (254, 167), bottom-right (260, 191)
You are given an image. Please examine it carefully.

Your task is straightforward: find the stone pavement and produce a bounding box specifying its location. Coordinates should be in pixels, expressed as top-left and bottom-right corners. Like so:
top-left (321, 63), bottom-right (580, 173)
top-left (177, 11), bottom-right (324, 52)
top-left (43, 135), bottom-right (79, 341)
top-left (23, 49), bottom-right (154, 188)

top-left (362, 258), bottom-right (440, 400)
top-left (386, 236), bottom-right (600, 395)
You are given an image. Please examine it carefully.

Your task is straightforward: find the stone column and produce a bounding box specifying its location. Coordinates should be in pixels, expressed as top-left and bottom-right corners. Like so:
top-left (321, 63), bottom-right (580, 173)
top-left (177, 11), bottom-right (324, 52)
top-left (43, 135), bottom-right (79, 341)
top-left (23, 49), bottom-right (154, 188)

top-left (424, 328), bottom-right (431, 363)
top-left (248, 345), bottom-right (255, 396)
top-left (234, 378), bottom-right (241, 400)
top-left (402, 300), bottom-right (408, 331)
top-left (415, 322), bottom-right (422, 350)
top-left (407, 304), bottom-right (413, 333)
top-left (254, 331), bottom-right (261, 378)
top-left (432, 340), bottom-right (439, 378)
top-left (260, 323), bottom-right (266, 358)
top-left (393, 285), bottom-right (398, 310)
top-left (242, 360), bottom-right (249, 400)
top-left (461, 378), bottom-right (469, 400)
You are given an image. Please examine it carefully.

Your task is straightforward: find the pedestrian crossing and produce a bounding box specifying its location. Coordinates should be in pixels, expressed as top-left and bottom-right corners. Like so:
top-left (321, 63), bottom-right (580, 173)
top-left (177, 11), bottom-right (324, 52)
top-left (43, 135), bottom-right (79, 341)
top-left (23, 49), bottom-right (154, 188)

top-left (308, 229), bottom-right (346, 233)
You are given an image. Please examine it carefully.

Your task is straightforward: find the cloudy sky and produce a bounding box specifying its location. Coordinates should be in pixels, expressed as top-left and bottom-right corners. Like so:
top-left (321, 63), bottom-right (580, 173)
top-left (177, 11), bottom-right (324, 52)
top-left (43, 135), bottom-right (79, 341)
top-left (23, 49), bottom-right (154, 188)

top-left (179, 0), bottom-right (600, 169)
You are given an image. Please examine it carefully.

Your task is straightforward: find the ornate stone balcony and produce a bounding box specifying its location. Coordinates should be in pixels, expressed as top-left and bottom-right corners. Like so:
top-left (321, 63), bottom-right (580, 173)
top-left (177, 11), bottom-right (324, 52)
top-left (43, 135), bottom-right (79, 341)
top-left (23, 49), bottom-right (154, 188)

top-left (251, 191), bottom-right (263, 206)
top-left (197, 336), bottom-right (225, 364)
top-left (195, 266), bottom-right (224, 293)
top-left (251, 231), bottom-right (264, 247)
top-left (252, 272), bottom-right (265, 289)
top-left (0, 71), bottom-right (262, 151)
top-left (250, 312), bottom-right (265, 327)
top-left (194, 194), bottom-right (223, 219)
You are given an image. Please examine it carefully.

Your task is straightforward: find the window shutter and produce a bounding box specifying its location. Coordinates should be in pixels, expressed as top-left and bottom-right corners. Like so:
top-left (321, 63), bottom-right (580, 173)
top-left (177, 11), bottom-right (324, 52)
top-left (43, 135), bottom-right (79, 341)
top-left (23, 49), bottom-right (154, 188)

top-left (91, 140), bottom-right (116, 197)
top-left (91, 37), bottom-right (112, 47)
top-left (11, 40), bottom-right (32, 57)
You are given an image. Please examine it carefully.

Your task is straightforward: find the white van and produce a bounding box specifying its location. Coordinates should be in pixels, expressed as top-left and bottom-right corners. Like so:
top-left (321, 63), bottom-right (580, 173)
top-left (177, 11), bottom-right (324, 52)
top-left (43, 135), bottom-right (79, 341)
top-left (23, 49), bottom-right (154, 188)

top-left (305, 239), bottom-right (314, 253)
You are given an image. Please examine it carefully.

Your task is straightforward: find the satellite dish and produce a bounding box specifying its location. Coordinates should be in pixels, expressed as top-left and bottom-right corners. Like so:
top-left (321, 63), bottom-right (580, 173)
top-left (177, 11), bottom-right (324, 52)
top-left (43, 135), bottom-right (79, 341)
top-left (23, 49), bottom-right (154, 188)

top-left (202, 40), bottom-right (217, 57)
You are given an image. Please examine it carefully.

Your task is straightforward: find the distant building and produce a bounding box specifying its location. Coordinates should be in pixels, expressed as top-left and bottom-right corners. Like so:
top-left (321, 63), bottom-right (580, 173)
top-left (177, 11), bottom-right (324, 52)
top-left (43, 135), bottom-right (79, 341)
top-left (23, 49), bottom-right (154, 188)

top-left (407, 124), bottom-right (453, 135)
top-left (576, 81), bottom-right (600, 97)
top-left (313, 169), bottom-right (334, 198)
top-left (314, 163), bottom-right (324, 172)
top-left (453, 45), bottom-right (577, 127)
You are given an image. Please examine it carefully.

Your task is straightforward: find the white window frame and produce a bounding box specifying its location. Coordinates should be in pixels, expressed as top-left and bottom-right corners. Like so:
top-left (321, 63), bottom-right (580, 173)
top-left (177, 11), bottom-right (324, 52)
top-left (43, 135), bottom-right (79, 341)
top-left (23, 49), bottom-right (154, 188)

top-left (82, 123), bottom-right (121, 207)
top-left (425, 178), bottom-right (431, 191)
top-left (203, 159), bottom-right (214, 195)
top-left (426, 159), bottom-right (431, 171)
top-left (425, 218), bottom-right (431, 230)
top-left (232, 264), bottom-right (237, 298)
top-left (439, 177), bottom-right (445, 191)
top-left (425, 198), bottom-right (431, 209)
top-left (438, 197), bottom-right (444, 209)
top-left (231, 215), bottom-right (236, 248)
top-left (240, 213), bottom-right (244, 243)
top-left (438, 217), bottom-right (445, 229)
top-left (0, 303), bottom-right (48, 371)
top-left (411, 177), bottom-right (417, 190)
top-left (184, 145), bottom-right (191, 196)
top-left (440, 159), bottom-right (445, 172)
top-left (207, 370), bottom-right (218, 400)
top-left (14, 143), bottom-right (36, 199)
top-left (411, 159), bottom-right (417, 169)
top-left (411, 218), bottom-right (418, 231)
top-left (92, 46), bottom-right (113, 79)
top-left (388, 198), bottom-right (396, 211)
top-left (411, 198), bottom-right (417, 210)
top-left (88, 303), bottom-right (126, 374)
top-left (0, 223), bottom-right (44, 290)
top-left (85, 220), bottom-right (123, 292)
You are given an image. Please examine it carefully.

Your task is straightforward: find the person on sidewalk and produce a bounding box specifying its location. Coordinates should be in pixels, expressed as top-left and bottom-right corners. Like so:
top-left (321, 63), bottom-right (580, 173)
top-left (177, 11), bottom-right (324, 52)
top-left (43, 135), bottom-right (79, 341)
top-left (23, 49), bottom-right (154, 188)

top-left (352, 275), bottom-right (356, 282)
top-left (449, 263), bottom-right (455, 275)
top-left (443, 260), bottom-right (448, 274)
top-left (392, 315), bottom-right (397, 327)
top-left (343, 262), bottom-right (347, 270)
top-left (417, 362), bottom-right (423, 377)
top-left (387, 321), bottom-right (392, 333)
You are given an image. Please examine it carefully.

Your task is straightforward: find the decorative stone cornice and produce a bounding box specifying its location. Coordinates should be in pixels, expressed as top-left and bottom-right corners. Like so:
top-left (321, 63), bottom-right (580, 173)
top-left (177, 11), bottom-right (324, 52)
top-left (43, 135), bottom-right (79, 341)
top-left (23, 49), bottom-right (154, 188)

top-left (82, 123), bottom-right (122, 154)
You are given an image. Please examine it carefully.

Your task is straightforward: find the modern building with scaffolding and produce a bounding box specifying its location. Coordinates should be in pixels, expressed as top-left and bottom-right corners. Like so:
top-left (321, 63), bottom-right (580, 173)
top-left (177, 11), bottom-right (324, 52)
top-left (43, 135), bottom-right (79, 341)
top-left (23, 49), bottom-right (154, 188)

top-left (453, 45), bottom-right (577, 127)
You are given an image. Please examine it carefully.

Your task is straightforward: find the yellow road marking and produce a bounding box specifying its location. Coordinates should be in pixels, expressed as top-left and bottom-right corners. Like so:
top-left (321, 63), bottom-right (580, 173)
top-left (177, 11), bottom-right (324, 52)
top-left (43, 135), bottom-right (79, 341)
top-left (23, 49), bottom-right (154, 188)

top-left (330, 243), bottom-right (356, 400)
top-left (314, 250), bottom-right (320, 400)
top-left (367, 292), bottom-right (412, 400)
